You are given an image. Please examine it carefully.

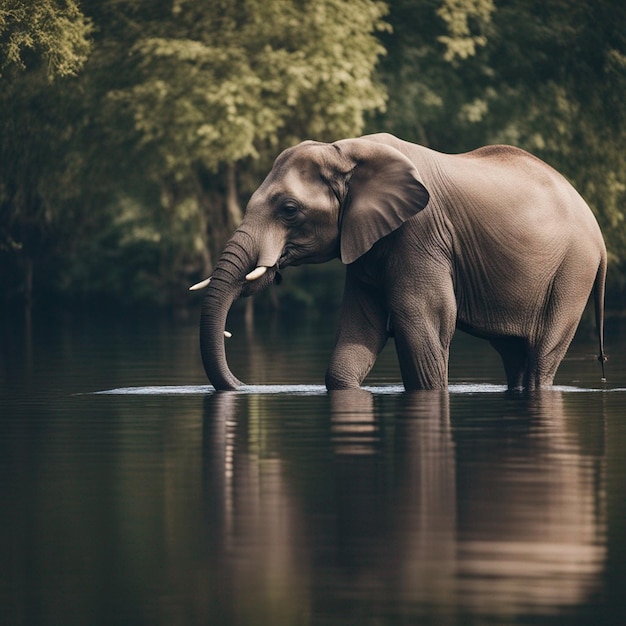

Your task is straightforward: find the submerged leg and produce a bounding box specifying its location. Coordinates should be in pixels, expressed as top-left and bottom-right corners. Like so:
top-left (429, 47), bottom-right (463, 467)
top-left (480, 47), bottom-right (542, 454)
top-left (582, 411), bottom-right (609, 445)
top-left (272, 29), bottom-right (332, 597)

top-left (489, 337), bottom-right (528, 390)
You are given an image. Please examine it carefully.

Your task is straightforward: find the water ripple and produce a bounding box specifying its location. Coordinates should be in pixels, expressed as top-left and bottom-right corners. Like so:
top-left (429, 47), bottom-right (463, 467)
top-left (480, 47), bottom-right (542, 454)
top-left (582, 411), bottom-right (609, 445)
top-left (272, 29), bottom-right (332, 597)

top-left (90, 383), bottom-right (624, 396)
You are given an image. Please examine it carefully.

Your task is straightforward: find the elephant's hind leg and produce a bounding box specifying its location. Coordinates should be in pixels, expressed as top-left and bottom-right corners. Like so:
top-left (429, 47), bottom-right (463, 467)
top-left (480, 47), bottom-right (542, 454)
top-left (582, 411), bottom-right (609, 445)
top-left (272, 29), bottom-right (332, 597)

top-left (524, 254), bottom-right (598, 389)
top-left (489, 337), bottom-right (528, 390)
top-left (524, 324), bottom-right (579, 390)
top-left (492, 334), bottom-right (568, 391)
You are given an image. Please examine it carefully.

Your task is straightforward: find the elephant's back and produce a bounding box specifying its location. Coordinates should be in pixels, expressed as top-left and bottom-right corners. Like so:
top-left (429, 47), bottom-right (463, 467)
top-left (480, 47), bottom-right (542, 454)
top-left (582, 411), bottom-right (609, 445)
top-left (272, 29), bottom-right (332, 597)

top-left (363, 133), bottom-right (605, 257)
top-left (429, 146), bottom-right (603, 332)
top-left (442, 145), bottom-right (602, 247)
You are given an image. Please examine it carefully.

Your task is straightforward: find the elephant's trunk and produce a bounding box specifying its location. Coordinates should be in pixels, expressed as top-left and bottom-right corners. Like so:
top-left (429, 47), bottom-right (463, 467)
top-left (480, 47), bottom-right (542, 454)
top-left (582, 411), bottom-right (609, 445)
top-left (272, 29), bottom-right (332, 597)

top-left (200, 279), bottom-right (242, 390)
top-left (199, 229), bottom-right (280, 390)
top-left (199, 235), bottom-right (251, 390)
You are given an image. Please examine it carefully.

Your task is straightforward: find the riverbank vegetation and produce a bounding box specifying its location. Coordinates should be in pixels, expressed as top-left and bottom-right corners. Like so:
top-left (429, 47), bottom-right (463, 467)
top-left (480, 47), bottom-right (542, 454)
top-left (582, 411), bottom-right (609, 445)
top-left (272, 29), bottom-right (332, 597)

top-left (2, 0), bottom-right (625, 312)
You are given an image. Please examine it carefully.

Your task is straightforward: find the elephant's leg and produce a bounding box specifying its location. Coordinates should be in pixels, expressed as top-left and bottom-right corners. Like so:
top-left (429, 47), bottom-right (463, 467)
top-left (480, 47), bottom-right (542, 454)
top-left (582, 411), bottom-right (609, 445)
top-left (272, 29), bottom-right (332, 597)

top-left (524, 255), bottom-right (597, 390)
top-left (525, 320), bottom-right (580, 390)
top-left (489, 337), bottom-right (528, 390)
top-left (391, 283), bottom-right (457, 390)
top-left (325, 278), bottom-right (388, 389)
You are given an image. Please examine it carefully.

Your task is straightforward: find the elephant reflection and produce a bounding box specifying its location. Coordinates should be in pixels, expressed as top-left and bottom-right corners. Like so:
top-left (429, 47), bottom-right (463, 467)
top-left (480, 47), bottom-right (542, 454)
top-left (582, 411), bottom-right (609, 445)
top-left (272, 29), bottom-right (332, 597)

top-left (201, 389), bottom-right (606, 621)
top-left (328, 389), bottom-right (457, 606)
top-left (452, 390), bottom-right (606, 614)
top-left (328, 387), bottom-right (382, 456)
top-left (202, 393), bottom-right (309, 625)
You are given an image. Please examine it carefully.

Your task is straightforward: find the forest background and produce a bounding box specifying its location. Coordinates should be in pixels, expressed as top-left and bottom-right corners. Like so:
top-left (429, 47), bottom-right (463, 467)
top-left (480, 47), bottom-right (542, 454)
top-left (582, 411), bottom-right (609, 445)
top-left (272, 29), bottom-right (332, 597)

top-left (1, 0), bottom-right (625, 315)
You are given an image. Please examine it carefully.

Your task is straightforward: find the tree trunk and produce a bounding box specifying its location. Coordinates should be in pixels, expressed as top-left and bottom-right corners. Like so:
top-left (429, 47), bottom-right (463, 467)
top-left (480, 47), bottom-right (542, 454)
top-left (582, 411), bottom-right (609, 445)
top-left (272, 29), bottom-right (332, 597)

top-left (24, 256), bottom-right (33, 322)
top-left (226, 162), bottom-right (242, 228)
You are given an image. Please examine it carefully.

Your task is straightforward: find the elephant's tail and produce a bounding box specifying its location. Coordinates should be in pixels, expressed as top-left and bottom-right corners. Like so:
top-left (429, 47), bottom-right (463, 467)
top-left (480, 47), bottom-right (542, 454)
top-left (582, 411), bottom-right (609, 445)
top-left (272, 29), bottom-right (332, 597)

top-left (594, 255), bottom-right (608, 382)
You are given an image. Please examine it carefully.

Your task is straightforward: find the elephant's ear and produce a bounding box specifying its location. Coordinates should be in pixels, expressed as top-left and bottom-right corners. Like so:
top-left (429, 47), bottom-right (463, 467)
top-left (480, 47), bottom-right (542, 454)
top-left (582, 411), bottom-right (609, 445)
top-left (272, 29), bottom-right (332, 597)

top-left (334, 138), bottom-right (430, 264)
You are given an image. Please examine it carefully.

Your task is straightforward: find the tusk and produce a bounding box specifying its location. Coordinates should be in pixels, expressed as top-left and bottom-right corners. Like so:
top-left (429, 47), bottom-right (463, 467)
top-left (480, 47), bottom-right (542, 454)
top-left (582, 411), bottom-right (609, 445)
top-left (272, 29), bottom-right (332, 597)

top-left (245, 266), bottom-right (268, 281)
top-left (189, 276), bottom-right (211, 291)
top-left (224, 331), bottom-right (232, 338)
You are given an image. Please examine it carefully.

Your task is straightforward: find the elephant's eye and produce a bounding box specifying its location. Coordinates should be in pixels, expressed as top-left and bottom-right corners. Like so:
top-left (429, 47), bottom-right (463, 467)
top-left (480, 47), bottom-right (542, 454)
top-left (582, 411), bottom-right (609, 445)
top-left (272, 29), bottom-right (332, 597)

top-left (280, 202), bottom-right (300, 221)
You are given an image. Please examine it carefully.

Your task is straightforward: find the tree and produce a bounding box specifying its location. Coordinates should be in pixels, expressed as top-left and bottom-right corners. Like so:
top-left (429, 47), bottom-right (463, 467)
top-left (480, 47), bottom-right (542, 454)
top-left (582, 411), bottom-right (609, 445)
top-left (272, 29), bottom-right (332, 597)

top-left (5, 0), bottom-right (626, 311)
top-left (70, 0), bottom-right (390, 305)
top-left (0, 0), bottom-right (91, 79)
top-left (108, 0), bottom-right (387, 171)
top-left (476, 0), bottom-right (626, 303)
top-left (378, 0), bottom-right (626, 304)
top-left (376, 0), bottom-right (495, 148)
top-left (0, 0), bottom-right (92, 310)
top-left (1, 0), bottom-right (390, 309)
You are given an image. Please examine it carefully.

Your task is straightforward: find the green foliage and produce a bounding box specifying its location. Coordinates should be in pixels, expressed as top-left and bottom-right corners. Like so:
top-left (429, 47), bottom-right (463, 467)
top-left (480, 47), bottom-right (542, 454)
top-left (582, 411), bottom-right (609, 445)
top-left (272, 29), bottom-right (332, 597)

top-left (492, 1), bottom-right (626, 303)
top-left (106, 0), bottom-right (388, 178)
top-left (1, 0), bottom-right (389, 308)
top-left (0, 0), bottom-right (92, 79)
top-left (73, 0), bottom-right (389, 305)
top-left (2, 0), bottom-right (626, 311)
top-left (379, 0), bottom-right (626, 305)
top-left (0, 1), bottom-right (92, 307)
top-left (436, 0), bottom-right (494, 61)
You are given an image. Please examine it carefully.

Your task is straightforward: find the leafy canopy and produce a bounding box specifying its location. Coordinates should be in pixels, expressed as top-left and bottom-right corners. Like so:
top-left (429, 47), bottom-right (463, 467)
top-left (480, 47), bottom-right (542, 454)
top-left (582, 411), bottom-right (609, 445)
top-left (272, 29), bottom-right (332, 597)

top-left (0, 0), bottom-right (92, 79)
top-left (3, 0), bottom-right (626, 309)
top-left (108, 0), bottom-right (389, 180)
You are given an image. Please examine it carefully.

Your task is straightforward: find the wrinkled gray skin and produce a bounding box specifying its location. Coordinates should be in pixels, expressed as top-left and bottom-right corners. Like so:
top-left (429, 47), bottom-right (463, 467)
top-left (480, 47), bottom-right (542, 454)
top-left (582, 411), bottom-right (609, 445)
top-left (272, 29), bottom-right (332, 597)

top-left (198, 133), bottom-right (607, 391)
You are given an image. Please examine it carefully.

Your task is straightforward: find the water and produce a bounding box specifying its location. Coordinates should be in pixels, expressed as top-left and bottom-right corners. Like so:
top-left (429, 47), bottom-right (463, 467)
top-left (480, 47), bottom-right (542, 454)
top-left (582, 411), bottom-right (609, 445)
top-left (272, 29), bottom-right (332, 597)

top-left (2, 307), bottom-right (626, 625)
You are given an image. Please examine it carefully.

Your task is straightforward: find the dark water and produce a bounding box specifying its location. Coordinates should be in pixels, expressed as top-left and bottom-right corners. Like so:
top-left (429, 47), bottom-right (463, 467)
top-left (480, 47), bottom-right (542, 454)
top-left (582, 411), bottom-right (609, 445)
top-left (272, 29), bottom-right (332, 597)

top-left (2, 307), bottom-right (626, 625)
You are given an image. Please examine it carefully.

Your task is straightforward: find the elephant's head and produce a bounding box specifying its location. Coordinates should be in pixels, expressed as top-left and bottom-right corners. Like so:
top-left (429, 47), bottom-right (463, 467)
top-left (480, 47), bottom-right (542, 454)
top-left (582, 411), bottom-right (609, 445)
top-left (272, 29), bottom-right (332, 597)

top-left (193, 137), bottom-right (430, 389)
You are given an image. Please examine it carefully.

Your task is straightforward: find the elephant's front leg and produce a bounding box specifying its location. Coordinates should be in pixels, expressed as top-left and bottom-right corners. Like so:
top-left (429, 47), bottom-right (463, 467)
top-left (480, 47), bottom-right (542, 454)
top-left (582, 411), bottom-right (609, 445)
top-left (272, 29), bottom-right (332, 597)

top-left (391, 283), bottom-right (457, 390)
top-left (325, 277), bottom-right (388, 390)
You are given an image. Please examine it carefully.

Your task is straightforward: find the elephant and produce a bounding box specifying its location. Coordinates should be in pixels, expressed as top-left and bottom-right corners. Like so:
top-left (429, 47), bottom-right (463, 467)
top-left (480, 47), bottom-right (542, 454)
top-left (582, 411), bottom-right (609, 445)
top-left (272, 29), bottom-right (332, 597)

top-left (191, 133), bottom-right (607, 391)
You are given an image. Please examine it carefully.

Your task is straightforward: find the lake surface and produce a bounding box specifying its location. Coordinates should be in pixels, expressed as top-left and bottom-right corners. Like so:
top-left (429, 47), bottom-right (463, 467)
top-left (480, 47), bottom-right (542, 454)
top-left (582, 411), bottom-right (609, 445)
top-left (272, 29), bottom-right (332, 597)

top-left (2, 305), bottom-right (626, 625)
